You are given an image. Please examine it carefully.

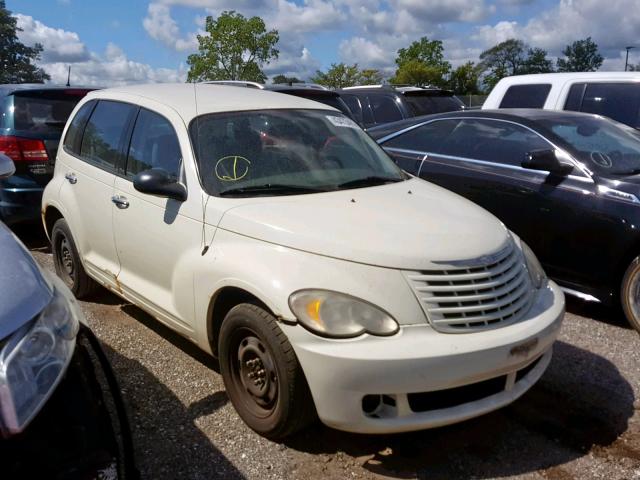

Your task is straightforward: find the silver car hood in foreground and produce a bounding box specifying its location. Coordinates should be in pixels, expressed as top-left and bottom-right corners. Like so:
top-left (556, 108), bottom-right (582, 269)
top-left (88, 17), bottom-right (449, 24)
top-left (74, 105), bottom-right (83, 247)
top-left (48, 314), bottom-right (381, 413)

top-left (0, 223), bottom-right (52, 340)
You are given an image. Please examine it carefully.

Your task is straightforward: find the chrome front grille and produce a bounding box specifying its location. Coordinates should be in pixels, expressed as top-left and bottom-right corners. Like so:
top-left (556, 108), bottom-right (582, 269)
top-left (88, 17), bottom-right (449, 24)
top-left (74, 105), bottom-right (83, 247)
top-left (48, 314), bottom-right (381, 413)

top-left (405, 241), bottom-right (534, 333)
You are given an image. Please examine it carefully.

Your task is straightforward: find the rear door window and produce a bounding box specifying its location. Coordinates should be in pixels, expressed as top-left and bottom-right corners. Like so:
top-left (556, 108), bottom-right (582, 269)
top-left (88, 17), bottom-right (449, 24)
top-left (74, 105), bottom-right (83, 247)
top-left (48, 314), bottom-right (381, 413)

top-left (368, 94), bottom-right (403, 125)
top-left (566, 82), bottom-right (640, 129)
top-left (499, 84), bottom-right (552, 108)
top-left (126, 108), bottom-right (181, 179)
top-left (383, 120), bottom-right (459, 153)
top-left (80, 100), bottom-right (137, 172)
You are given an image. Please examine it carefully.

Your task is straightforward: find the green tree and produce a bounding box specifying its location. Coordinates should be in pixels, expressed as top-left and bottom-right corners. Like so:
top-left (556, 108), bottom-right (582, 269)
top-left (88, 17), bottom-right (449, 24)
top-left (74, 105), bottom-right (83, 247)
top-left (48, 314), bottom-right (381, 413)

top-left (556, 37), bottom-right (603, 72)
top-left (0, 0), bottom-right (49, 83)
top-left (359, 68), bottom-right (383, 85)
top-left (272, 74), bottom-right (302, 84)
top-left (448, 61), bottom-right (481, 94)
top-left (391, 60), bottom-right (446, 86)
top-left (479, 39), bottom-right (554, 91)
top-left (310, 63), bottom-right (361, 88)
top-left (393, 36), bottom-right (450, 87)
top-left (523, 47), bottom-right (555, 74)
top-left (187, 11), bottom-right (279, 83)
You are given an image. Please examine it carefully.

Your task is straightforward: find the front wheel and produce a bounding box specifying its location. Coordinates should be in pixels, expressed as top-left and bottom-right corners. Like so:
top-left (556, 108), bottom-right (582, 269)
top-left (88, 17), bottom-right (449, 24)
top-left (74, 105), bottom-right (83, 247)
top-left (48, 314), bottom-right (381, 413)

top-left (620, 256), bottom-right (640, 333)
top-left (219, 303), bottom-right (315, 439)
top-left (51, 218), bottom-right (98, 299)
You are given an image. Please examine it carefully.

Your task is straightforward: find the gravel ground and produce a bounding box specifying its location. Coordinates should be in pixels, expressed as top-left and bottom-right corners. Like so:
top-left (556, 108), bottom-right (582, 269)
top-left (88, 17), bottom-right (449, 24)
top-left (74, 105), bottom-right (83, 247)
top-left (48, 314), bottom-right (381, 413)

top-left (19, 227), bottom-right (640, 480)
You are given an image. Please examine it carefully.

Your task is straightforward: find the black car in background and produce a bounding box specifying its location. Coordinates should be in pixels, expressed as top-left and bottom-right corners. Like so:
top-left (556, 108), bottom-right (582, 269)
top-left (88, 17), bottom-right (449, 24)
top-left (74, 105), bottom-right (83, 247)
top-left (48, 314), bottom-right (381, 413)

top-left (0, 85), bottom-right (93, 225)
top-left (370, 109), bottom-right (640, 332)
top-left (338, 85), bottom-right (465, 129)
top-left (202, 81), bottom-right (357, 122)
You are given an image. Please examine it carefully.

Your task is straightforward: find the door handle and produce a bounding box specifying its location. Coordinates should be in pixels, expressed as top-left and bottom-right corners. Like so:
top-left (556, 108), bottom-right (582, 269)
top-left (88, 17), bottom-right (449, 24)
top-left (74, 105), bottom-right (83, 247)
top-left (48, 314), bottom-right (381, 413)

top-left (111, 195), bottom-right (129, 209)
top-left (64, 173), bottom-right (77, 184)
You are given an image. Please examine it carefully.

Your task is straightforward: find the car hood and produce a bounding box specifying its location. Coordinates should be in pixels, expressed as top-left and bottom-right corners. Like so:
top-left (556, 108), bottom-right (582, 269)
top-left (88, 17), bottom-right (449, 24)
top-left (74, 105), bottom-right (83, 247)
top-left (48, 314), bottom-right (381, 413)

top-left (0, 223), bottom-right (52, 341)
top-left (217, 178), bottom-right (510, 270)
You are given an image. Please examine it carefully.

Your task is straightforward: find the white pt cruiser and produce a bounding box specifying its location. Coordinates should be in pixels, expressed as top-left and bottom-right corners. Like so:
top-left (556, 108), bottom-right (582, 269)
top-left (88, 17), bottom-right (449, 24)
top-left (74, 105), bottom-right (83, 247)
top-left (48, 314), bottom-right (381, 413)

top-left (42, 84), bottom-right (565, 439)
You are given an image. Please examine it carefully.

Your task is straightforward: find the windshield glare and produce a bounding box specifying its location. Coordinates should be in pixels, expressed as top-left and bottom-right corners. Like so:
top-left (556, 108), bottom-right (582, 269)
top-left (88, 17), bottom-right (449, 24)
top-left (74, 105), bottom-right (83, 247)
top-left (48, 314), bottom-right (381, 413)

top-left (538, 115), bottom-right (640, 175)
top-left (189, 109), bottom-right (405, 196)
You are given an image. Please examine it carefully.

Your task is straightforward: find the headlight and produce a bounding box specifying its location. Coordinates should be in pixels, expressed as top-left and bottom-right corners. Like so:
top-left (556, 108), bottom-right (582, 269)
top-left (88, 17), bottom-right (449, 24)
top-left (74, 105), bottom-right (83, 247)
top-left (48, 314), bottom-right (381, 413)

top-left (521, 241), bottom-right (546, 289)
top-left (0, 287), bottom-right (80, 435)
top-left (289, 290), bottom-right (399, 338)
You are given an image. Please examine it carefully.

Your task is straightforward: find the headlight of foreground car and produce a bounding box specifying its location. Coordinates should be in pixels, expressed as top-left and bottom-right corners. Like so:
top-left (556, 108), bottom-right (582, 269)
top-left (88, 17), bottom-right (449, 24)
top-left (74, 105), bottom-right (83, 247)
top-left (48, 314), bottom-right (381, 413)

top-left (0, 287), bottom-right (80, 435)
top-left (521, 241), bottom-right (547, 289)
top-left (289, 290), bottom-right (399, 338)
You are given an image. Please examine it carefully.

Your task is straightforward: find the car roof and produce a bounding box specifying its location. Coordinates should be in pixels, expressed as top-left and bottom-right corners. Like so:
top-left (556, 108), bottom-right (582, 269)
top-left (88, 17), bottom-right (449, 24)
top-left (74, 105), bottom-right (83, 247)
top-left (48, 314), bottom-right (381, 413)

top-left (87, 83), bottom-right (337, 122)
top-left (495, 72), bottom-right (640, 86)
top-left (367, 108), bottom-right (604, 140)
top-left (339, 85), bottom-right (453, 95)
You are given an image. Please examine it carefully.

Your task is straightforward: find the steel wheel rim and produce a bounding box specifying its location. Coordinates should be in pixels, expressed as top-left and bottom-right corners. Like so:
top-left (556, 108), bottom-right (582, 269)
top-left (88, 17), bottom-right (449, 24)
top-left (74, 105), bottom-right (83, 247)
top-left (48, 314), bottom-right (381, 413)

top-left (228, 327), bottom-right (279, 419)
top-left (57, 235), bottom-right (75, 287)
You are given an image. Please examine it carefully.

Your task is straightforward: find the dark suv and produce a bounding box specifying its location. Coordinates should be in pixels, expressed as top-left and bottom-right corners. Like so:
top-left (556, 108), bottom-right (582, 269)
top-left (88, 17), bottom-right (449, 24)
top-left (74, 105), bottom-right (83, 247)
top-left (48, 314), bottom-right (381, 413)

top-left (0, 85), bottom-right (93, 225)
top-left (338, 85), bottom-right (465, 128)
top-left (203, 81), bottom-right (357, 122)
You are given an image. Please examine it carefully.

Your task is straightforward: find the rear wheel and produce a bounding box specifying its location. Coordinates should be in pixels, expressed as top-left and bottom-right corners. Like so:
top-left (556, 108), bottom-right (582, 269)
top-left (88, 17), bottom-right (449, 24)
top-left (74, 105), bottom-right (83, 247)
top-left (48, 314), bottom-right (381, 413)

top-left (51, 218), bottom-right (97, 298)
top-left (219, 303), bottom-right (315, 439)
top-left (621, 256), bottom-right (640, 333)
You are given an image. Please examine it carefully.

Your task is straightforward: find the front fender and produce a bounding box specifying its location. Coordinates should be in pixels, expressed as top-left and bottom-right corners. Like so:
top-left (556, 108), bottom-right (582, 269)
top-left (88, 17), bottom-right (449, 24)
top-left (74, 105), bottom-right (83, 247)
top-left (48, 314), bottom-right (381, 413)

top-left (191, 228), bottom-right (427, 353)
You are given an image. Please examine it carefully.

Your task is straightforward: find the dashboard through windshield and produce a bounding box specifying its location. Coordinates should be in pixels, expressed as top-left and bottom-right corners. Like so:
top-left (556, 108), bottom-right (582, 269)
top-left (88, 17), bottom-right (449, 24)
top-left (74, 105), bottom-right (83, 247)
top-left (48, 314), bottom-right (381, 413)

top-left (189, 109), bottom-right (405, 197)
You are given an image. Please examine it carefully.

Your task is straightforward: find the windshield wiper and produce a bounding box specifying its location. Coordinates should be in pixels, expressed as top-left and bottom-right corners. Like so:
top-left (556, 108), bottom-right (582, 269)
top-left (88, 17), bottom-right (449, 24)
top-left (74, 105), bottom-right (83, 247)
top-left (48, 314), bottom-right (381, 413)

top-left (219, 184), bottom-right (328, 197)
top-left (337, 176), bottom-right (403, 189)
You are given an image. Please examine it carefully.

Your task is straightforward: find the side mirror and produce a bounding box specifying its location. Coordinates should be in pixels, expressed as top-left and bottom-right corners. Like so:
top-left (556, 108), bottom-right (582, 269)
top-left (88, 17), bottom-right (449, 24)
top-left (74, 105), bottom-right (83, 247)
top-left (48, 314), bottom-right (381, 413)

top-left (522, 149), bottom-right (573, 175)
top-left (133, 168), bottom-right (187, 201)
top-left (0, 153), bottom-right (15, 179)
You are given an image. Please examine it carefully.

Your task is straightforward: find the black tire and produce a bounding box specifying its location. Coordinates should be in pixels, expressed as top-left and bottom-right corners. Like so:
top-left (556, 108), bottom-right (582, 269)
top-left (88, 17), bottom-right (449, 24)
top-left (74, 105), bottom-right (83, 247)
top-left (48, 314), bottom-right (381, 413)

top-left (621, 256), bottom-right (640, 334)
top-left (51, 218), bottom-right (98, 299)
top-left (219, 303), bottom-right (316, 439)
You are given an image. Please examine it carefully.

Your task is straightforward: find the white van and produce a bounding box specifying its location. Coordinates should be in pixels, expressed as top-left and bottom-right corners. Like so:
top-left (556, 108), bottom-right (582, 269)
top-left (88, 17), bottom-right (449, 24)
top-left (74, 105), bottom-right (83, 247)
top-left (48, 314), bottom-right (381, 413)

top-left (41, 84), bottom-right (565, 439)
top-left (483, 72), bottom-right (640, 129)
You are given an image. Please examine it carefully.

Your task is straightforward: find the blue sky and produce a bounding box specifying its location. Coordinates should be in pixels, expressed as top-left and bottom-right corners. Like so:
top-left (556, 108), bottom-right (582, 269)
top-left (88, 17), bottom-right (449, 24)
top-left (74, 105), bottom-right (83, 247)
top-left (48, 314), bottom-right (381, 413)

top-left (10, 0), bottom-right (640, 86)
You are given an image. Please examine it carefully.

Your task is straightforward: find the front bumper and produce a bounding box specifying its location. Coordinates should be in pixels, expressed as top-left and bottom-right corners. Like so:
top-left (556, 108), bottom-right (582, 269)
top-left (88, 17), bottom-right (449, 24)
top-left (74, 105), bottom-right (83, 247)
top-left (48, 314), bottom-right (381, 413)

top-left (283, 281), bottom-right (564, 434)
top-left (0, 327), bottom-right (138, 479)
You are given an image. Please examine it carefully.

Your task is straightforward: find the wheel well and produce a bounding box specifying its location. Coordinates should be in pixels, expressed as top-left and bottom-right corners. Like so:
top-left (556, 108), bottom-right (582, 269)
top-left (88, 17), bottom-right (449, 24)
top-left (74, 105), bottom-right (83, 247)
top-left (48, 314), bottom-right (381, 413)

top-left (44, 207), bottom-right (63, 240)
top-left (208, 287), bottom-right (270, 357)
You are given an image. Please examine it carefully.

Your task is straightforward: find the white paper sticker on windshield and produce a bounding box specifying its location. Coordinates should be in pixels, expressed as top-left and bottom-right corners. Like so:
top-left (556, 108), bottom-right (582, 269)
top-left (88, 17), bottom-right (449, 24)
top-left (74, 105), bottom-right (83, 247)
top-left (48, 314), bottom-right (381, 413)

top-left (326, 115), bottom-right (359, 129)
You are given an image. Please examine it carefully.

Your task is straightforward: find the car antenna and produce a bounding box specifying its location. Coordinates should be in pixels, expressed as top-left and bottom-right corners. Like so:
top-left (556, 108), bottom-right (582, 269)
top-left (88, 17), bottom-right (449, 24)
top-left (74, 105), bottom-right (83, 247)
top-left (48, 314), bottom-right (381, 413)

top-left (66, 65), bottom-right (71, 87)
top-left (193, 83), bottom-right (211, 256)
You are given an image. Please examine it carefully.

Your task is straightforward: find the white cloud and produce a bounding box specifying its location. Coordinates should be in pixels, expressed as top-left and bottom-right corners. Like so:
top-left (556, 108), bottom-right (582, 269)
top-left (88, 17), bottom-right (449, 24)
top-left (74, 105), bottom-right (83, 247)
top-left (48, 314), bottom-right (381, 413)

top-left (473, 0), bottom-right (640, 59)
top-left (143, 3), bottom-right (199, 51)
top-left (15, 14), bottom-right (90, 63)
top-left (15, 16), bottom-right (185, 86)
top-left (391, 0), bottom-right (494, 23)
top-left (338, 37), bottom-right (393, 69)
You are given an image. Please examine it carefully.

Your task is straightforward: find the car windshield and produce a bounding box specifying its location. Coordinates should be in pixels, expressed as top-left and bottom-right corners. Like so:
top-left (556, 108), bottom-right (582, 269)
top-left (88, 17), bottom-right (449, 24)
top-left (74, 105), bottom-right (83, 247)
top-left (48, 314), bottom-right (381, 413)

top-left (537, 115), bottom-right (640, 176)
top-left (189, 109), bottom-right (405, 197)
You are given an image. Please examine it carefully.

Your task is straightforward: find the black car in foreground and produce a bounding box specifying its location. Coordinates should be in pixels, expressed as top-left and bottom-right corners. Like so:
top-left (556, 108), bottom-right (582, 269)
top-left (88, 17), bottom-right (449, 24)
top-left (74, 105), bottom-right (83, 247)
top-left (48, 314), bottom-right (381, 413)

top-left (0, 85), bottom-right (93, 225)
top-left (0, 154), bottom-right (136, 478)
top-left (370, 109), bottom-right (640, 332)
top-left (338, 85), bottom-right (465, 128)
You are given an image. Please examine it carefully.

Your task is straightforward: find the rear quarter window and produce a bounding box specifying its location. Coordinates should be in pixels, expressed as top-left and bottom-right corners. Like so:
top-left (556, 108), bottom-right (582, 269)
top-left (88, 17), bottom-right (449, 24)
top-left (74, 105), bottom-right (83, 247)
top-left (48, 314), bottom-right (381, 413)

top-left (63, 100), bottom-right (97, 156)
top-left (499, 84), bottom-right (552, 108)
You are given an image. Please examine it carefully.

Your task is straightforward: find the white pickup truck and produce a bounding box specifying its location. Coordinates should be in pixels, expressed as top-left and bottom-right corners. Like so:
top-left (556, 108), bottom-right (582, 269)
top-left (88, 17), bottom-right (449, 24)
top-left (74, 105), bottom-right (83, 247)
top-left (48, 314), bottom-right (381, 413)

top-left (483, 72), bottom-right (640, 129)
